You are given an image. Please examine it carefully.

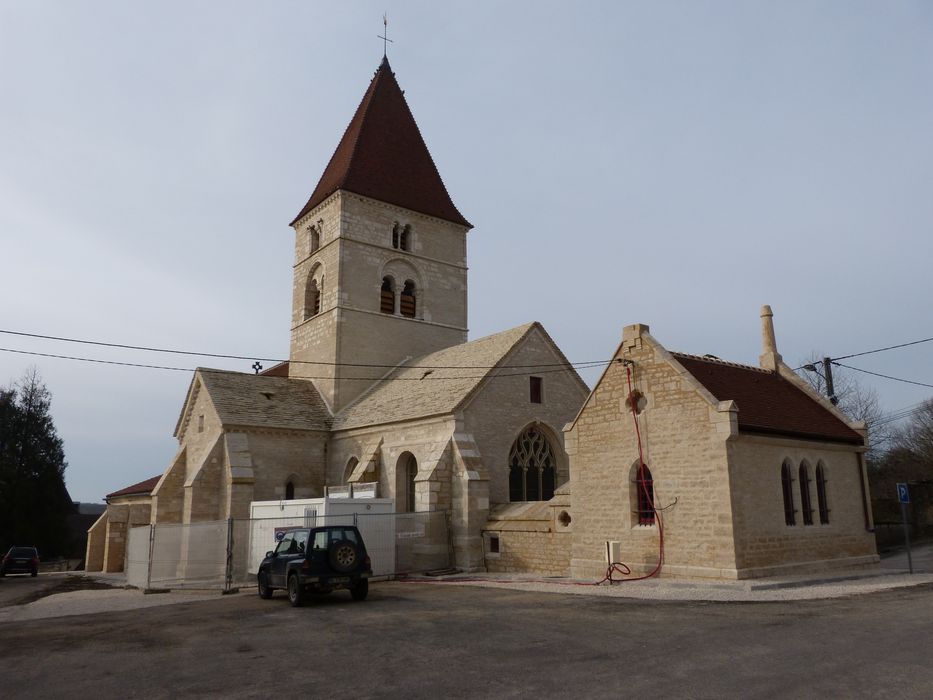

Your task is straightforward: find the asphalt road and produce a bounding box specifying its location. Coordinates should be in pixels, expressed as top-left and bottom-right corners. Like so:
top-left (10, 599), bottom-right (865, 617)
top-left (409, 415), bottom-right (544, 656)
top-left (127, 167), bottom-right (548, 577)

top-left (1, 581), bottom-right (931, 699)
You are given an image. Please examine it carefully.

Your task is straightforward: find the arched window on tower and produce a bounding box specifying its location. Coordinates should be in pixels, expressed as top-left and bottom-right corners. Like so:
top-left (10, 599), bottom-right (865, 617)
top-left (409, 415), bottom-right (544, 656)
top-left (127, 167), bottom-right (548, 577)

top-left (400, 280), bottom-right (417, 318)
top-left (307, 225), bottom-right (320, 256)
top-left (381, 276), bottom-right (396, 314)
top-left (631, 462), bottom-right (655, 526)
top-left (400, 224), bottom-right (412, 251)
top-left (392, 222), bottom-right (400, 249)
top-left (304, 277), bottom-right (321, 319)
top-left (781, 460), bottom-right (796, 526)
top-left (799, 462), bottom-right (814, 525)
top-left (508, 425), bottom-right (556, 502)
top-left (816, 463), bottom-right (830, 524)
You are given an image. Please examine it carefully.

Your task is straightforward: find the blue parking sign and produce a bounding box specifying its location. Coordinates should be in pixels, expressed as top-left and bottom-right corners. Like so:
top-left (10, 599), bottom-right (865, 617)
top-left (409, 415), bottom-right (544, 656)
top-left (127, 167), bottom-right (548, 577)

top-left (897, 483), bottom-right (910, 504)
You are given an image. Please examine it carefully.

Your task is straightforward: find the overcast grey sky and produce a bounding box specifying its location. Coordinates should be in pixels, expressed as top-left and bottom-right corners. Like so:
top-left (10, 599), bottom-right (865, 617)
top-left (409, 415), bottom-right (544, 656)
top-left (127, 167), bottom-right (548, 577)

top-left (2, 2), bottom-right (931, 503)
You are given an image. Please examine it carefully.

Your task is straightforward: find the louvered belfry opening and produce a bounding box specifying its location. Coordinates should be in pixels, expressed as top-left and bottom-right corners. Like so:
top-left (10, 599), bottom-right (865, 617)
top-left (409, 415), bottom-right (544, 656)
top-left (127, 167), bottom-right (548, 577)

top-left (380, 276), bottom-right (395, 314)
top-left (400, 280), bottom-right (416, 318)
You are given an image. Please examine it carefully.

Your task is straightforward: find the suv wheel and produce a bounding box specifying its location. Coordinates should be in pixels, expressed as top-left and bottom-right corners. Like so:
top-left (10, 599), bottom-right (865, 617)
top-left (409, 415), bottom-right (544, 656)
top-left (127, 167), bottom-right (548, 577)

top-left (329, 540), bottom-right (358, 573)
top-left (350, 578), bottom-right (369, 601)
top-left (287, 573), bottom-right (304, 607)
top-left (257, 570), bottom-right (273, 599)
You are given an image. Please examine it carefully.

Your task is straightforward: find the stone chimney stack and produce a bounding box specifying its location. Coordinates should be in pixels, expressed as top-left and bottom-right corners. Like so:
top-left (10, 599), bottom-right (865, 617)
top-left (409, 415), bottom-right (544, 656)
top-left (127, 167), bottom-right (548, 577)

top-left (759, 304), bottom-right (782, 371)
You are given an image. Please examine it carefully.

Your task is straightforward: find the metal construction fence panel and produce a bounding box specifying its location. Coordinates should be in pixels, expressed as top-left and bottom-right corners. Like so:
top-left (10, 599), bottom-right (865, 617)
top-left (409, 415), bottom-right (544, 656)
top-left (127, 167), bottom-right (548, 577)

top-left (126, 525), bottom-right (151, 589)
top-left (127, 511), bottom-right (451, 591)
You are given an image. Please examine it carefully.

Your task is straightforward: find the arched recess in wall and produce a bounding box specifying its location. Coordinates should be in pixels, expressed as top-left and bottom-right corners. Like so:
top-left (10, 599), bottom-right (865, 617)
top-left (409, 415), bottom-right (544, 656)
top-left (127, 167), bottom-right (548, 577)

top-left (508, 424), bottom-right (556, 502)
top-left (307, 224), bottom-right (320, 256)
top-left (344, 457), bottom-right (359, 484)
top-left (815, 461), bottom-right (830, 524)
top-left (395, 452), bottom-right (418, 512)
top-left (304, 262), bottom-right (324, 320)
top-left (285, 481), bottom-right (295, 500)
top-left (799, 461), bottom-right (814, 526)
top-left (379, 259), bottom-right (423, 319)
top-left (781, 459), bottom-right (796, 526)
top-left (629, 460), bottom-right (655, 526)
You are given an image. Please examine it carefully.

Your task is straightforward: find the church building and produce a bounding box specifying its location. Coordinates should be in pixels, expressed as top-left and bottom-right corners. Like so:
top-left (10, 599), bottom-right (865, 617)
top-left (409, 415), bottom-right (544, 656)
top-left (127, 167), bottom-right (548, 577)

top-left (87, 56), bottom-right (589, 573)
top-left (88, 56), bottom-right (877, 582)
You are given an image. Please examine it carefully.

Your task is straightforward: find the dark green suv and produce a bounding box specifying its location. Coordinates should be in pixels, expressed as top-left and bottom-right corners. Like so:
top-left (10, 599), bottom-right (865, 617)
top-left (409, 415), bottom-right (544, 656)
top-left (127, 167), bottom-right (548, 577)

top-left (257, 525), bottom-right (372, 607)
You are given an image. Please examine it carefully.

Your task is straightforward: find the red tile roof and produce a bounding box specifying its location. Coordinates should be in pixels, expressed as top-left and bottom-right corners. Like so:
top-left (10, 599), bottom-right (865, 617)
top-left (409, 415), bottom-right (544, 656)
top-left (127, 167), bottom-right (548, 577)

top-left (107, 475), bottom-right (161, 499)
top-left (290, 56), bottom-right (471, 228)
top-left (672, 353), bottom-right (864, 445)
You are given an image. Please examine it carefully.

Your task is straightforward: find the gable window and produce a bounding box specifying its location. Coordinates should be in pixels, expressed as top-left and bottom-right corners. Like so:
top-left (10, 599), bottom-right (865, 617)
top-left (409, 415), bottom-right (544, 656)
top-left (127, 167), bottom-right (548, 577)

top-left (799, 463), bottom-right (814, 526)
top-left (530, 376), bottom-right (543, 403)
top-left (816, 463), bottom-right (830, 525)
top-left (508, 425), bottom-right (556, 502)
top-left (632, 462), bottom-right (655, 526)
top-left (197, 415), bottom-right (204, 433)
top-left (380, 276), bottom-right (396, 314)
top-left (781, 461), bottom-right (796, 526)
top-left (400, 280), bottom-right (417, 318)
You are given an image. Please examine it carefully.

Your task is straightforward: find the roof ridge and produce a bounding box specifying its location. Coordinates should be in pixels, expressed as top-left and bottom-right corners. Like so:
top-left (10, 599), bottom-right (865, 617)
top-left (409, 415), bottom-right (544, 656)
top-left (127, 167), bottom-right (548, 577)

top-left (671, 351), bottom-right (770, 374)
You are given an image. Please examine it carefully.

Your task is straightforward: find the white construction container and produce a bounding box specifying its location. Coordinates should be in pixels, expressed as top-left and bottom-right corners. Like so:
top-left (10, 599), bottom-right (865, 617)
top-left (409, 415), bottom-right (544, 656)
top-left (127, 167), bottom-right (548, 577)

top-left (247, 488), bottom-right (396, 576)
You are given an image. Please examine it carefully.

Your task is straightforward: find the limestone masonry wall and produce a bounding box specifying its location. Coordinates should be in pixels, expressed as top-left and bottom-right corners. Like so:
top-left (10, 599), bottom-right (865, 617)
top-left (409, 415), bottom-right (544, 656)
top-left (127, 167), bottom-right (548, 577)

top-left (464, 327), bottom-right (589, 507)
top-left (728, 436), bottom-right (877, 576)
top-left (568, 328), bottom-right (738, 580)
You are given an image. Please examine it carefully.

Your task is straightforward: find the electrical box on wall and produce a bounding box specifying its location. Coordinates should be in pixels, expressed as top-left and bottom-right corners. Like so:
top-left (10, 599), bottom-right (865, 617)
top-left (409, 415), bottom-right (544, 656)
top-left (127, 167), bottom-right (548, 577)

top-left (606, 540), bottom-right (621, 564)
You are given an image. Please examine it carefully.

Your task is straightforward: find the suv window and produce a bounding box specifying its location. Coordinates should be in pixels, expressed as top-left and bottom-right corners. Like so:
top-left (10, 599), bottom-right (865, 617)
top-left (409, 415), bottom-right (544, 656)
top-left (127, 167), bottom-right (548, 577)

top-left (274, 533), bottom-right (293, 555)
top-left (312, 531), bottom-right (327, 551)
top-left (293, 530), bottom-right (309, 553)
top-left (10, 547), bottom-right (36, 557)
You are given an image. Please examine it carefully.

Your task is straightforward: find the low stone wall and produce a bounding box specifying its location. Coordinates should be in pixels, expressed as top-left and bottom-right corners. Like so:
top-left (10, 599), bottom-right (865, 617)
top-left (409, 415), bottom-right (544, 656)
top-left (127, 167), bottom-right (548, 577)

top-left (482, 497), bottom-right (572, 577)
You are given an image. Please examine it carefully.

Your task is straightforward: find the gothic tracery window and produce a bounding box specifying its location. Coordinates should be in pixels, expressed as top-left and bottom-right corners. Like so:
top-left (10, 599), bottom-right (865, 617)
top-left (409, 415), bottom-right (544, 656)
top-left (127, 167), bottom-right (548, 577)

top-left (508, 425), bottom-right (556, 502)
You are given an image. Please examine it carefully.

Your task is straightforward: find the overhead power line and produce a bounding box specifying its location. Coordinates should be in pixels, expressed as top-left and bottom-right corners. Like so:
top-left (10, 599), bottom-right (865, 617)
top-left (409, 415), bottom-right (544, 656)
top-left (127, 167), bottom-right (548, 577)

top-left (0, 328), bottom-right (608, 372)
top-left (834, 362), bottom-right (933, 390)
top-left (832, 336), bottom-right (933, 362)
top-left (0, 347), bottom-right (600, 381)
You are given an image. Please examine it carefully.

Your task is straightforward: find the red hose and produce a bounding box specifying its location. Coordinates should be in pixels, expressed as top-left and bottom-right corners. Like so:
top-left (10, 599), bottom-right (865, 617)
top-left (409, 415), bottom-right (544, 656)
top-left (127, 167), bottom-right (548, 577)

top-left (594, 363), bottom-right (664, 584)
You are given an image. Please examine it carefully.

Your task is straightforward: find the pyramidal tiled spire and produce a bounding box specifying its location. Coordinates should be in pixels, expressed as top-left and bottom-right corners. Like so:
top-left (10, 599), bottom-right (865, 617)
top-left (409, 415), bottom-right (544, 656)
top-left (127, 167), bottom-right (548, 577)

top-left (291, 56), bottom-right (471, 228)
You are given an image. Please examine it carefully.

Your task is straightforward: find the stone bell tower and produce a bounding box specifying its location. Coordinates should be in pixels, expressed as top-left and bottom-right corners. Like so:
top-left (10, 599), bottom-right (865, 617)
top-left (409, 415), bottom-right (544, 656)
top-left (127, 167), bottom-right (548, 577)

top-left (288, 56), bottom-right (472, 413)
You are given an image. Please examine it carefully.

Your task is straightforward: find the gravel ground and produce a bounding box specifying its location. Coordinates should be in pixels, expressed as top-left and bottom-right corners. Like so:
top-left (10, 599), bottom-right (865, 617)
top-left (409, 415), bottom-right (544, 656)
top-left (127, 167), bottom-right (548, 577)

top-left (406, 569), bottom-right (933, 602)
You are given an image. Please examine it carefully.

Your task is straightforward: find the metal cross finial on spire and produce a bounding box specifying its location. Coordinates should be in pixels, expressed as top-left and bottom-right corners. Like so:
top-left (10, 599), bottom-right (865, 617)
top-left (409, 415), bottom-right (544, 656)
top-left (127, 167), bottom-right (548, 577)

top-left (378, 13), bottom-right (393, 57)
